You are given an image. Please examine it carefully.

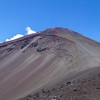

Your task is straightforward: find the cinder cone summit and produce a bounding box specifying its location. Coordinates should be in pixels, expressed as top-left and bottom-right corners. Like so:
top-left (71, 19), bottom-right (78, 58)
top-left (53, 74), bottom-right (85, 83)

top-left (0, 28), bottom-right (100, 100)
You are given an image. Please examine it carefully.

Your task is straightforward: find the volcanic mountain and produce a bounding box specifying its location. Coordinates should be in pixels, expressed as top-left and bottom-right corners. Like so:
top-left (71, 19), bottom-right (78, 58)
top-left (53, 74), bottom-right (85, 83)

top-left (0, 28), bottom-right (100, 100)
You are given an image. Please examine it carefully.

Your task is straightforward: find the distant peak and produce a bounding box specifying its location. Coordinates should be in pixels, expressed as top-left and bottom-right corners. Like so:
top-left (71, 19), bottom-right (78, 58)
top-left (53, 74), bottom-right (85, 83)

top-left (40, 27), bottom-right (79, 36)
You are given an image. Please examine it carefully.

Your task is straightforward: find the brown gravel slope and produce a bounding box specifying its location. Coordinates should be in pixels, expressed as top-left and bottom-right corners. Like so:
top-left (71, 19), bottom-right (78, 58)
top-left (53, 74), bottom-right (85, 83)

top-left (0, 28), bottom-right (100, 100)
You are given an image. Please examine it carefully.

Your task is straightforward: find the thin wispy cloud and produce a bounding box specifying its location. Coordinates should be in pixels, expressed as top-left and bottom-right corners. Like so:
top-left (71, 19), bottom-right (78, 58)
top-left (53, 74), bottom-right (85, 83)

top-left (26, 27), bottom-right (36, 35)
top-left (6, 34), bottom-right (24, 41)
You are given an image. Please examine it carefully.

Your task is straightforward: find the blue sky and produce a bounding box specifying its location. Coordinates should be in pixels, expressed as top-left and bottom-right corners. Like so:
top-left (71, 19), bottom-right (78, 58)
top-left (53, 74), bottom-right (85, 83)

top-left (0, 0), bottom-right (100, 43)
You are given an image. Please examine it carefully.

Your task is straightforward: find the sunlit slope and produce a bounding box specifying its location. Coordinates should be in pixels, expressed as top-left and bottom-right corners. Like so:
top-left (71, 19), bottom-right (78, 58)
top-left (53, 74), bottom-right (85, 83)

top-left (0, 28), bottom-right (100, 100)
top-left (54, 28), bottom-right (100, 70)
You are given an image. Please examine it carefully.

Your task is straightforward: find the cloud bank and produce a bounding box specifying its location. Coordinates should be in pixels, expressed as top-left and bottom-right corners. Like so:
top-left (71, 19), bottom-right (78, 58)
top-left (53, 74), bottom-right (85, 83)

top-left (6, 27), bottom-right (36, 42)
top-left (6, 34), bottom-right (24, 41)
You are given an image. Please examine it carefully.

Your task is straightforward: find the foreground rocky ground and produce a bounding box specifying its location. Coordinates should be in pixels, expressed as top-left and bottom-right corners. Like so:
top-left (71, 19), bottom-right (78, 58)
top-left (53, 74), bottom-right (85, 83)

top-left (18, 67), bottom-right (100, 100)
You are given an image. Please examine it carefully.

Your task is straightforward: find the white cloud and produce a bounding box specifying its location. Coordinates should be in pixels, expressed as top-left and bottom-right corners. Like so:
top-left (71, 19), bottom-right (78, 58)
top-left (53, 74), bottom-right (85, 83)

top-left (5, 27), bottom-right (36, 42)
top-left (26, 27), bottom-right (36, 35)
top-left (6, 34), bottom-right (24, 41)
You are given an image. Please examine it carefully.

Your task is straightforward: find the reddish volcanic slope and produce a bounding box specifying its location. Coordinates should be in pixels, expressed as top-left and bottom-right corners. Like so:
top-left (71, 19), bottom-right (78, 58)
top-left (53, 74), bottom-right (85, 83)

top-left (0, 28), bottom-right (100, 100)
